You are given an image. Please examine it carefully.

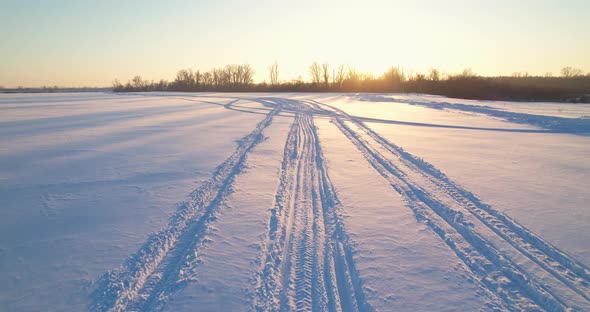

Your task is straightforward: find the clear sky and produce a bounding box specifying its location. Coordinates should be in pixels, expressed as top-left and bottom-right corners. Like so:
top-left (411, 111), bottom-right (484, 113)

top-left (1, 0), bottom-right (589, 87)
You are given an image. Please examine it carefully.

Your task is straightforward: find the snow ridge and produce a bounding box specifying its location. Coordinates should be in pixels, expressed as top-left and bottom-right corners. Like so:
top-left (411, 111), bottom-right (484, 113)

top-left (357, 95), bottom-right (590, 133)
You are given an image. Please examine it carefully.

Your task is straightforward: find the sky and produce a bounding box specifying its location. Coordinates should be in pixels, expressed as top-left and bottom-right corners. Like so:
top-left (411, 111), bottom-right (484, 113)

top-left (1, 0), bottom-right (589, 87)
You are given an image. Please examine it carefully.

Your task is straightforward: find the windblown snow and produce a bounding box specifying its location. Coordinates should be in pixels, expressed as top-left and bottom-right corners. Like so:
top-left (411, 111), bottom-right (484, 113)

top-left (0, 92), bottom-right (589, 311)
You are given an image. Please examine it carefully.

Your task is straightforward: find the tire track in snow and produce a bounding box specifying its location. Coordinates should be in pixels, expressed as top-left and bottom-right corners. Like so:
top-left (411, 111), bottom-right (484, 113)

top-left (357, 122), bottom-right (590, 305)
top-left (252, 112), bottom-right (370, 312)
top-left (332, 117), bottom-right (563, 311)
top-left (90, 103), bottom-right (282, 312)
top-left (307, 98), bottom-right (590, 310)
top-left (90, 94), bottom-right (590, 311)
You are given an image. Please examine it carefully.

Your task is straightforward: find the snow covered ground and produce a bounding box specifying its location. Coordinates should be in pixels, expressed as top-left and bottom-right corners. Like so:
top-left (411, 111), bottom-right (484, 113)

top-left (0, 92), bottom-right (589, 311)
top-left (369, 93), bottom-right (590, 119)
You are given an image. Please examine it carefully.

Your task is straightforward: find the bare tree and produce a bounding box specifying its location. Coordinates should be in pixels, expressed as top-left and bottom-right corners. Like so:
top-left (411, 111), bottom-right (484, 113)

top-left (202, 72), bottom-right (212, 87)
top-left (459, 68), bottom-right (476, 78)
top-left (155, 79), bottom-right (168, 91)
top-left (194, 70), bottom-right (202, 88)
top-left (322, 63), bottom-right (330, 88)
top-left (220, 64), bottom-right (254, 88)
top-left (332, 64), bottom-right (346, 89)
top-left (212, 68), bottom-right (226, 87)
top-left (132, 75), bottom-right (147, 90)
top-left (414, 73), bottom-right (426, 81)
top-left (383, 66), bottom-right (405, 90)
top-left (269, 62), bottom-right (279, 86)
top-left (347, 68), bottom-right (360, 81)
top-left (561, 66), bottom-right (584, 78)
top-left (112, 79), bottom-right (124, 90)
top-left (224, 64), bottom-right (238, 88)
top-left (174, 69), bottom-right (195, 90)
top-left (309, 62), bottom-right (322, 85)
top-left (240, 64), bottom-right (254, 86)
top-left (342, 67), bottom-right (362, 90)
top-left (428, 68), bottom-right (440, 81)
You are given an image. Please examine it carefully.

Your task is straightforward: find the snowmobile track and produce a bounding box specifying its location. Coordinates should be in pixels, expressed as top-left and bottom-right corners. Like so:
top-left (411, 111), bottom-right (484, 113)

top-left (312, 97), bottom-right (590, 311)
top-left (252, 113), bottom-right (370, 312)
top-left (90, 102), bottom-right (282, 312)
top-left (91, 95), bottom-right (590, 311)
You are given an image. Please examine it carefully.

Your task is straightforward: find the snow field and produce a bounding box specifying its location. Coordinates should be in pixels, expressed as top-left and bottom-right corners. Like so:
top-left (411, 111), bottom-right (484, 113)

top-left (1, 92), bottom-right (589, 311)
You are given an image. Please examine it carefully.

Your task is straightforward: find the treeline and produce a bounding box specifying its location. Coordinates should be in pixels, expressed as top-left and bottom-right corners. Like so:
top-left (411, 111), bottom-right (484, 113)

top-left (113, 64), bottom-right (254, 92)
top-left (113, 63), bottom-right (590, 102)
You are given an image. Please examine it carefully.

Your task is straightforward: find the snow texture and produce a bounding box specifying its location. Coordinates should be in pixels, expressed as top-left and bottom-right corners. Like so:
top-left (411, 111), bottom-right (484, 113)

top-left (0, 92), bottom-right (589, 311)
